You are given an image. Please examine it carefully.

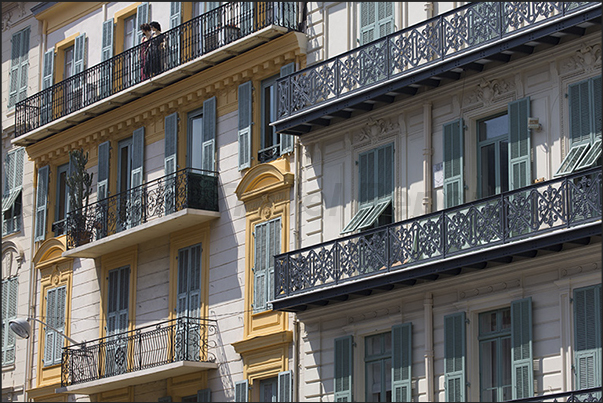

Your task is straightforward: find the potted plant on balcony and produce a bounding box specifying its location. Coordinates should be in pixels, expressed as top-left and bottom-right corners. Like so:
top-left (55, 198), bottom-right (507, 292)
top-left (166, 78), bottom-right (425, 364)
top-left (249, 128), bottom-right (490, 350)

top-left (66, 148), bottom-right (94, 246)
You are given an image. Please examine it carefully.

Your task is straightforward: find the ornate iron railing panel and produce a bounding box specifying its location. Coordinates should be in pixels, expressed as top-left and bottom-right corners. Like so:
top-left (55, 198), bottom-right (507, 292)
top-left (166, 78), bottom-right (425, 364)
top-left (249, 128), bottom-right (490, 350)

top-left (61, 317), bottom-right (217, 387)
top-left (276, 1), bottom-right (596, 121)
top-left (65, 168), bottom-right (218, 249)
top-left (508, 386), bottom-right (602, 402)
top-left (15, 2), bottom-right (300, 137)
top-left (275, 168), bottom-right (602, 299)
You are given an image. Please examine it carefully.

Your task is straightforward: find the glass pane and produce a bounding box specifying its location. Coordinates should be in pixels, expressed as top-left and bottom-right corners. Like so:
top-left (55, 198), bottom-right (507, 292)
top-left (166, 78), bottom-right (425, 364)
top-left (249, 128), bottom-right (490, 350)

top-left (480, 311), bottom-right (498, 334)
top-left (193, 2), bottom-right (203, 17)
top-left (190, 116), bottom-right (203, 169)
top-left (366, 334), bottom-right (382, 356)
top-left (480, 339), bottom-right (497, 402)
top-left (479, 115), bottom-right (509, 141)
top-left (501, 308), bottom-right (511, 330)
top-left (366, 361), bottom-right (382, 402)
top-left (58, 170), bottom-right (67, 220)
top-left (501, 336), bottom-right (512, 401)
top-left (263, 85), bottom-right (273, 148)
top-left (481, 143), bottom-right (496, 197)
top-left (383, 332), bottom-right (392, 354)
top-left (64, 47), bottom-right (74, 79)
top-left (500, 140), bottom-right (509, 193)
top-left (385, 358), bottom-right (392, 401)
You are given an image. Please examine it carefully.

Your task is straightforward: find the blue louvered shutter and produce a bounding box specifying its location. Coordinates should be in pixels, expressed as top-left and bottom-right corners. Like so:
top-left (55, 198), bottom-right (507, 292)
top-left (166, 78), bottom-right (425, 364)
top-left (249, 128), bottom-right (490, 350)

top-left (97, 141), bottom-right (110, 200)
top-left (511, 297), bottom-right (533, 399)
top-left (176, 247), bottom-right (189, 319)
top-left (203, 97), bottom-right (216, 172)
top-left (574, 284), bottom-right (602, 390)
top-left (35, 165), bottom-right (49, 242)
top-left (4, 150), bottom-right (15, 195)
top-left (42, 48), bottom-right (55, 90)
top-left (508, 98), bottom-right (531, 190)
top-left (197, 389), bottom-right (211, 402)
top-left (73, 33), bottom-right (86, 74)
top-left (278, 370), bottom-right (292, 402)
top-left (44, 287), bottom-right (57, 366)
top-left (591, 76), bottom-right (602, 137)
top-left (9, 31), bottom-right (22, 107)
top-left (101, 20), bottom-right (114, 61)
top-left (444, 312), bottom-right (466, 402)
top-left (253, 222), bottom-right (267, 313)
top-left (14, 148), bottom-right (24, 191)
top-left (235, 380), bottom-right (248, 402)
top-left (53, 286), bottom-right (66, 365)
top-left (2, 278), bottom-right (18, 365)
top-left (17, 28), bottom-right (30, 104)
top-left (377, 2), bottom-right (394, 39)
top-left (443, 119), bottom-right (464, 208)
top-left (136, 3), bottom-right (150, 44)
top-left (268, 218), bottom-right (281, 306)
top-left (279, 63), bottom-right (295, 155)
top-left (170, 2), bottom-right (181, 28)
top-left (107, 266), bottom-right (130, 336)
top-left (569, 80), bottom-right (592, 145)
top-left (392, 323), bottom-right (412, 402)
top-left (334, 335), bottom-right (353, 402)
top-left (238, 81), bottom-right (252, 170)
top-left (360, 2), bottom-right (376, 45)
top-left (164, 113), bottom-right (178, 175)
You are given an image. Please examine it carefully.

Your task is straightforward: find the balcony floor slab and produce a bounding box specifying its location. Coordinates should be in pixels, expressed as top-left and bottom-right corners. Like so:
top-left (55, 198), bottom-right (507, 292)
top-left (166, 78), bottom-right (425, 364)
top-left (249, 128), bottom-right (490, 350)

top-left (55, 360), bottom-right (218, 395)
top-left (62, 208), bottom-right (220, 259)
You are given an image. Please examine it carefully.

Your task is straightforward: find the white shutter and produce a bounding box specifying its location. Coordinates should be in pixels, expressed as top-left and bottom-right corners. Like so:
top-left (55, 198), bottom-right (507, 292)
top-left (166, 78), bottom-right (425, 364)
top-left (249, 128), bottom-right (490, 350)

top-left (235, 380), bottom-right (249, 402)
top-left (278, 371), bottom-right (292, 402)
top-left (238, 81), bottom-right (252, 170)
top-left (136, 3), bottom-right (150, 45)
top-left (170, 2), bottom-right (182, 28)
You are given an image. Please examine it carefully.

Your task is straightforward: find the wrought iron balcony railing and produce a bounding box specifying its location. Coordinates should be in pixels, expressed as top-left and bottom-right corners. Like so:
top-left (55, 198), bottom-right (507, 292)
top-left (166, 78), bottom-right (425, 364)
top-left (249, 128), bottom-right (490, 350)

top-left (15, 2), bottom-right (300, 137)
top-left (61, 317), bottom-right (217, 387)
top-left (276, 2), bottom-right (596, 122)
top-left (274, 168), bottom-right (602, 299)
top-left (66, 168), bottom-right (218, 249)
top-left (508, 387), bottom-right (602, 402)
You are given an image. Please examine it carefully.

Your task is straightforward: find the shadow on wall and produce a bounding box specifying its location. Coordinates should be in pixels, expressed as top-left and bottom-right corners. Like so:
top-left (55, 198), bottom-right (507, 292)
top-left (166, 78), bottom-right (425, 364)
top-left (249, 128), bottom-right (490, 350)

top-left (210, 309), bottom-right (235, 400)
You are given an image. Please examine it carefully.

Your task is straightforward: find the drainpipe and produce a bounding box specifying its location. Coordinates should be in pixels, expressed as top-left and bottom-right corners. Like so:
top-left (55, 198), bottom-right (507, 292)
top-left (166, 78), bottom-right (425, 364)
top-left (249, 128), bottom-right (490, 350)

top-left (292, 132), bottom-right (302, 401)
top-left (39, 19), bottom-right (47, 91)
top-left (422, 102), bottom-right (433, 214)
top-left (424, 292), bottom-right (434, 402)
top-left (425, 2), bottom-right (434, 19)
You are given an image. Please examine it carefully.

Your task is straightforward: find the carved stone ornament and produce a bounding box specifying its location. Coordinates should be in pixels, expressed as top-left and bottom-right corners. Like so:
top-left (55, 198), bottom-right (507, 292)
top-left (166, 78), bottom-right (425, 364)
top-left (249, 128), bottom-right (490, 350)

top-left (2, 246), bottom-right (23, 278)
top-left (259, 195), bottom-right (273, 220)
top-left (561, 43), bottom-right (602, 74)
top-left (464, 77), bottom-right (515, 106)
top-left (355, 116), bottom-right (399, 144)
top-left (459, 279), bottom-right (521, 299)
top-left (2, 10), bottom-right (12, 32)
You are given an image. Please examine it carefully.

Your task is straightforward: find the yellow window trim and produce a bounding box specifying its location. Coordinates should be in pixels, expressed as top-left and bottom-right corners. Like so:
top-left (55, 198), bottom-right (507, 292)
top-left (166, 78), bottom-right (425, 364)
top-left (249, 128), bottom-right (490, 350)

top-left (114, 2), bottom-right (142, 54)
top-left (52, 32), bottom-right (80, 84)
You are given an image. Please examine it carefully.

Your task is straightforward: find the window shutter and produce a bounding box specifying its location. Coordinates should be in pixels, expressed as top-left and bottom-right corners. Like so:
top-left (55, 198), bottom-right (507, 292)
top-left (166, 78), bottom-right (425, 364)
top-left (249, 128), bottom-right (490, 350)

top-left (443, 119), bottom-right (464, 208)
top-left (73, 33), bottom-right (86, 74)
top-left (107, 266), bottom-right (129, 335)
top-left (508, 97), bottom-right (531, 191)
top-left (4, 150), bottom-right (15, 195)
top-left (136, 3), bottom-right (150, 44)
top-left (574, 285), bottom-right (601, 389)
top-left (240, 3), bottom-right (254, 36)
top-left (101, 20), bottom-right (114, 61)
top-left (3, 278), bottom-right (18, 364)
top-left (378, 143), bottom-right (394, 199)
top-left (341, 205), bottom-right (374, 235)
top-left (360, 2), bottom-right (376, 45)
top-left (392, 323), bottom-right (412, 402)
top-left (97, 141), bottom-right (110, 200)
top-left (591, 76), bottom-right (602, 136)
top-left (278, 370), bottom-right (293, 402)
top-left (359, 149), bottom-right (374, 205)
top-left (576, 138), bottom-right (602, 171)
top-left (253, 222), bottom-right (267, 312)
top-left (9, 30), bottom-right (22, 107)
top-left (164, 112), bottom-right (178, 175)
top-left (42, 48), bottom-right (55, 90)
top-left (18, 28), bottom-right (30, 104)
top-left (511, 297), bottom-right (533, 399)
top-left (235, 380), bottom-right (249, 402)
top-left (44, 288), bottom-right (57, 366)
top-left (357, 198), bottom-right (391, 230)
top-left (197, 388), bottom-right (211, 402)
top-left (14, 148), bottom-right (24, 190)
top-left (202, 97), bottom-right (216, 172)
top-left (238, 81), bottom-right (252, 170)
top-left (444, 312), bottom-right (466, 402)
top-left (131, 127), bottom-right (145, 188)
top-left (267, 218), bottom-right (281, 305)
top-left (170, 2), bottom-right (182, 28)
top-left (377, 2), bottom-right (394, 38)
top-left (176, 247), bottom-right (189, 317)
top-left (158, 397), bottom-right (172, 402)
top-left (54, 286), bottom-right (67, 364)
top-left (35, 165), bottom-right (49, 242)
top-left (569, 80), bottom-right (591, 145)
top-left (334, 335), bottom-right (353, 402)
top-left (188, 244), bottom-right (202, 320)
top-left (280, 63), bottom-right (296, 155)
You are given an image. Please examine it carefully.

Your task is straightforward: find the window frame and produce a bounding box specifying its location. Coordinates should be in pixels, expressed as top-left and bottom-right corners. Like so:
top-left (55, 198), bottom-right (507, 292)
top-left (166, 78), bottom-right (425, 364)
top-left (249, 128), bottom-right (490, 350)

top-left (364, 331), bottom-right (393, 402)
top-left (476, 112), bottom-right (510, 198)
top-left (260, 73), bottom-right (280, 160)
top-left (477, 307), bottom-right (512, 402)
top-left (187, 108), bottom-right (204, 169)
top-left (54, 163), bottom-right (70, 234)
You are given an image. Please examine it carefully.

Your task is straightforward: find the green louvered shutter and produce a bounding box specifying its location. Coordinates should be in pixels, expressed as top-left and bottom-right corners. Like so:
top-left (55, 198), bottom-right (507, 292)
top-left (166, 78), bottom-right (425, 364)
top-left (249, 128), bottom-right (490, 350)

top-left (574, 285), bottom-right (602, 390)
top-left (443, 119), bottom-right (464, 208)
top-left (278, 370), bottom-right (292, 402)
top-left (73, 33), bottom-right (86, 74)
top-left (360, 2), bottom-right (376, 45)
top-left (101, 20), bottom-right (114, 61)
top-left (444, 312), bottom-right (466, 402)
top-left (508, 98), bottom-right (531, 190)
top-left (511, 297), bottom-right (533, 399)
top-left (591, 76), bottom-right (602, 136)
top-left (267, 218), bottom-right (281, 306)
top-left (17, 28), bottom-right (30, 104)
top-left (136, 3), bottom-right (150, 44)
top-left (9, 30), bottom-right (22, 107)
top-left (253, 222), bottom-right (267, 313)
top-left (569, 80), bottom-right (592, 145)
top-left (202, 97), bottom-right (216, 172)
top-left (392, 323), bottom-right (412, 402)
top-left (44, 287), bottom-right (57, 366)
top-left (197, 389), bottom-right (211, 402)
top-left (334, 335), bottom-right (353, 402)
top-left (35, 165), bottom-right (49, 242)
top-left (235, 380), bottom-right (248, 402)
top-left (97, 141), bottom-right (110, 200)
top-left (280, 63), bottom-right (295, 155)
top-left (238, 81), bottom-right (252, 170)
top-left (377, 2), bottom-right (394, 38)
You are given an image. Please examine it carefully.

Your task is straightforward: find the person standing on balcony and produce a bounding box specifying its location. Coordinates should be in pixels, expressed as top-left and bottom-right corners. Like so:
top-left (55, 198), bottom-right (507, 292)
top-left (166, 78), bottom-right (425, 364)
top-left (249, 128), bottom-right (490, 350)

top-left (149, 21), bottom-right (165, 75)
top-left (140, 23), bottom-right (153, 79)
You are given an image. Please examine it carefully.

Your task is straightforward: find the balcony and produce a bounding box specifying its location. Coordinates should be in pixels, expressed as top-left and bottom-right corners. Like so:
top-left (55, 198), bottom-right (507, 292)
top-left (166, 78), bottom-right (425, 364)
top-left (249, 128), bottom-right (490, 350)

top-left (272, 168), bottom-right (602, 312)
top-left (509, 387), bottom-right (602, 402)
top-left (14, 2), bottom-right (300, 144)
top-left (274, 2), bottom-right (601, 135)
top-left (58, 317), bottom-right (218, 394)
top-left (63, 168), bottom-right (219, 259)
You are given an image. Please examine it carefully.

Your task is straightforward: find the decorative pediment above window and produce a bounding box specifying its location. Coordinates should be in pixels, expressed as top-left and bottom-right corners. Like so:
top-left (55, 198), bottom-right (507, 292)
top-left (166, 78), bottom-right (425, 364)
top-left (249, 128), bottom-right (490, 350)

top-left (235, 158), bottom-right (294, 204)
top-left (33, 236), bottom-right (71, 270)
top-left (2, 241), bottom-right (23, 278)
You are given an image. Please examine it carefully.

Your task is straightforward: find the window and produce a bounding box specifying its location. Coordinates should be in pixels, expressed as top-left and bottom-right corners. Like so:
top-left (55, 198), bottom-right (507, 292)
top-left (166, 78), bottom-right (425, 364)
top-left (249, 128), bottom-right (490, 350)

top-left (2, 277), bottom-right (18, 365)
top-left (365, 332), bottom-right (392, 402)
top-left (8, 27), bottom-right (30, 108)
top-left (43, 285), bottom-right (66, 367)
top-left (253, 217), bottom-right (281, 313)
top-left (259, 75), bottom-right (279, 162)
top-left (359, 3), bottom-right (394, 46)
top-left (573, 284), bottom-right (601, 391)
top-left (3, 148), bottom-right (24, 236)
top-left (478, 308), bottom-right (512, 402)
top-left (106, 265), bottom-right (130, 376)
top-left (176, 244), bottom-right (202, 360)
top-left (64, 46), bottom-right (74, 79)
top-left (341, 143), bottom-right (394, 234)
top-left (555, 76), bottom-right (602, 176)
top-left (53, 163), bottom-right (70, 236)
top-left (117, 127), bottom-right (144, 230)
top-left (478, 114), bottom-right (509, 197)
top-left (124, 15), bottom-right (136, 51)
top-left (260, 377), bottom-right (278, 402)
